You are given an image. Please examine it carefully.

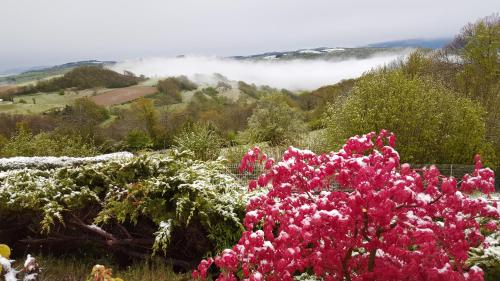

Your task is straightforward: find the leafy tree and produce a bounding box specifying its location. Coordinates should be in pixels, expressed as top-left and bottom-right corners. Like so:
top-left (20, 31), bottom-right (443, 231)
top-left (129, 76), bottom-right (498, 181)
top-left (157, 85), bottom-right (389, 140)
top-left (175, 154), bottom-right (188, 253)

top-left (156, 76), bottom-right (198, 105)
top-left (174, 123), bottom-right (223, 161)
top-left (453, 15), bottom-right (500, 182)
top-left (59, 97), bottom-right (109, 138)
top-left (238, 81), bottom-right (260, 99)
top-left (399, 50), bottom-right (434, 79)
top-left (130, 98), bottom-right (161, 140)
top-left (105, 99), bottom-right (165, 149)
top-left (70, 97), bottom-right (109, 122)
top-left (298, 79), bottom-right (355, 129)
top-left (126, 129), bottom-right (153, 150)
top-left (396, 49), bottom-right (464, 94)
top-left (243, 94), bottom-right (306, 146)
top-left (455, 14), bottom-right (500, 108)
top-left (200, 87), bottom-right (218, 98)
top-left (157, 80), bottom-right (182, 104)
top-left (325, 70), bottom-right (495, 165)
top-left (179, 92), bottom-right (255, 140)
top-left (194, 132), bottom-right (498, 281)
top-left (298, 79), bottom-right (355, 111)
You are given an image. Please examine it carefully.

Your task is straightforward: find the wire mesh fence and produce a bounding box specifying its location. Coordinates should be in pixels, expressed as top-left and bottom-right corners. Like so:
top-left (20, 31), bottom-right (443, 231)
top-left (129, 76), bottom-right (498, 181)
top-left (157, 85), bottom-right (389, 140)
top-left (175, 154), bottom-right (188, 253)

top-left (409, 164), bottom-right (476, 179)
top-left (222, 141), bottom-right (481, 184)
top-left (224, 163), bottom-right (476, 180)
top-left (225, 162), bottom-right (500, 192)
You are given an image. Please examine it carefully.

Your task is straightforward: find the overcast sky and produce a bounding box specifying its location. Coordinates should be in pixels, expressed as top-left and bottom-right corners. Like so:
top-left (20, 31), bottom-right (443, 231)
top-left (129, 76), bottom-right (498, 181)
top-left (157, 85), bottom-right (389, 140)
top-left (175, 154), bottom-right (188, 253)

top-left (0, 0), bottom-right (499, 72)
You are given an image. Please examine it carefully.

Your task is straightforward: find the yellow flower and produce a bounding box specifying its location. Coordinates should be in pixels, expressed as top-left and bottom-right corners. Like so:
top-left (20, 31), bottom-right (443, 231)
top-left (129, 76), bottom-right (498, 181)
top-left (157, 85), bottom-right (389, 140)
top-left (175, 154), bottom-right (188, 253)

top-left (0, 244), bottom-right (12, 274)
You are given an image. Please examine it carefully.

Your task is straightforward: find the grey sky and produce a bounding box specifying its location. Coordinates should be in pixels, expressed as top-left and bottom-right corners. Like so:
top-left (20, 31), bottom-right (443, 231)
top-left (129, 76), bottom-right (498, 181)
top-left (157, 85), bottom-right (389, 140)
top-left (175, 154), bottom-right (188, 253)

top-left (1, 0), bottom-right (499, 71)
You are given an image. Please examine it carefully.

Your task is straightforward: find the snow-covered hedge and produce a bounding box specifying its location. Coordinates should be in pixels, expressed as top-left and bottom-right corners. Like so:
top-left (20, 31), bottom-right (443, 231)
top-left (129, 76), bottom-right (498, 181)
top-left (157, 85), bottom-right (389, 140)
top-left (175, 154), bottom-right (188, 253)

top-left (469, 230), bottom-right (500, 280)
top-left (0, 152), bottom-right (134, 172)
top-left (0, 150), bottom-right (248, 266)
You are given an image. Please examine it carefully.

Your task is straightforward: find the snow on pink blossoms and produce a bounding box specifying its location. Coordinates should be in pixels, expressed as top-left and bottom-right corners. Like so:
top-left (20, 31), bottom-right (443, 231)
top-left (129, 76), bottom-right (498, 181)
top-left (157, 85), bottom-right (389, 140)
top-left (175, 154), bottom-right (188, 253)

top-left (193, 130), bottom-right (499, 281)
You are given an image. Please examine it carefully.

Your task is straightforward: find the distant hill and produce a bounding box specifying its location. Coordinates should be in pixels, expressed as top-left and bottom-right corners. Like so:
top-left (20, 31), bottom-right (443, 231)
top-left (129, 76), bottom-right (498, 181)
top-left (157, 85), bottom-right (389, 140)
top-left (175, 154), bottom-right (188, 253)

top-left (231, 46), bottom-right (411, 61)
top-left (29, 60), bottom-right (116, 73)
top-left (232, 39), bottom-right (451, 61)
top-left (0, 65), bottom-right (51, 76)
top-left (23, 65), bottom-right (142, 93)
top-left (365, 38), bottom-right (451, 49)
top-left (0, 60), bottom-right (116, 85)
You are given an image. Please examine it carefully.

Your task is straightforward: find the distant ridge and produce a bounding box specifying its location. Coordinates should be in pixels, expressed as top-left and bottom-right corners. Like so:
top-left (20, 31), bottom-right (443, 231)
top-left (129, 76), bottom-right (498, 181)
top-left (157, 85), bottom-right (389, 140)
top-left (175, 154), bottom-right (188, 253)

top-left (0, 60), bottom-right (116, 85)
top-left (23, 60), bottom-right (116, 74)
top-left (0, 66), bottom-right (50, 76)
top-left (231, 46), bottom-right (409, 61)
top-left (365, 38), bottom-right (451, 49)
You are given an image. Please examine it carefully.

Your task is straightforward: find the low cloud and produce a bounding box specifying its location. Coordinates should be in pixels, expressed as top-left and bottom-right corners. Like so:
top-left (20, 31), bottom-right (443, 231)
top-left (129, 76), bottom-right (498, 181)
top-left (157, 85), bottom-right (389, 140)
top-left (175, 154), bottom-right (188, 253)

top-left (111, 52), bottom-right (409, 90)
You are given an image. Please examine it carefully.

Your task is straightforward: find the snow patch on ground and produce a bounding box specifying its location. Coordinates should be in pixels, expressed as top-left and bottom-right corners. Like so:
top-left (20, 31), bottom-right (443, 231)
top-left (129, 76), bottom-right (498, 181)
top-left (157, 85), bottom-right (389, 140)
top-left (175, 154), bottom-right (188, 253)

top-left (298, 49), bottom-right (322, 54)
top-left (323, 48), bottom-right (345, 52)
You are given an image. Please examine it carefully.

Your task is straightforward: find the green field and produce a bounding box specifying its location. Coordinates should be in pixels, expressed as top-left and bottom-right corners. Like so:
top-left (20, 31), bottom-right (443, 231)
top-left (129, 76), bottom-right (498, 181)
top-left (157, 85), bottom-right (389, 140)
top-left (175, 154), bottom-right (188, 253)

top-left (0, 79), bottom-right (158, 115)
top-left (0, 89), bottom-right (101, 114)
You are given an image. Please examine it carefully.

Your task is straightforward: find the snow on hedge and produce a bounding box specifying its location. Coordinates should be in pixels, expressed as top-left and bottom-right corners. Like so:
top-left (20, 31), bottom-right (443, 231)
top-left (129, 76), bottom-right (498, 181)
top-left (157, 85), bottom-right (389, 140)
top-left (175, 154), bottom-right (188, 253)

top-left (0, 152), bottom-right (134, 172)
top-left (0, 150), bottom-right (250, 258)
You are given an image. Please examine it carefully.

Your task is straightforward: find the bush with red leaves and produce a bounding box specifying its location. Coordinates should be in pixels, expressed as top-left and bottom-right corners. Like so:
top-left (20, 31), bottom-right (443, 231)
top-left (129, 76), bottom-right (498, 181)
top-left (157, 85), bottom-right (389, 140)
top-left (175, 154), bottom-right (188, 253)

top-left (194, 130), bottom-right (499, 281)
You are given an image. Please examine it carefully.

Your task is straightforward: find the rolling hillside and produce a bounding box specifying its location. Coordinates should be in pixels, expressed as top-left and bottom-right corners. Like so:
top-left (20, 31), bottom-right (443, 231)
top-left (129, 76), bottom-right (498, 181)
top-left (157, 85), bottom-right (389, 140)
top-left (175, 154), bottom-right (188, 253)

top-left (0, 60), bottom-right (116, 85)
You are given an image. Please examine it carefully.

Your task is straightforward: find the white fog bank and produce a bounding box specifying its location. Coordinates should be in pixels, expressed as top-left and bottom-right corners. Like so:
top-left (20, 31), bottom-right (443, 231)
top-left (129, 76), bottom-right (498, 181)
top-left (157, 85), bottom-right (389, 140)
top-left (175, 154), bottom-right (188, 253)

top-left (111, 53), bottom-right (408, 90)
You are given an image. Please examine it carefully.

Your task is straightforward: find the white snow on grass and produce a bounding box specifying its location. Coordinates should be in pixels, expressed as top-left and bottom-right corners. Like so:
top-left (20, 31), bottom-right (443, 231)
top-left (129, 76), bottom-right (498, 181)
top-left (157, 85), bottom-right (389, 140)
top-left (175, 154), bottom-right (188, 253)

top-left (298, 49), bottom-right (322, 54)
top-left (263, 55), bottom-right (277, 60)
top-left (323, 48), bottom-right (345, 52)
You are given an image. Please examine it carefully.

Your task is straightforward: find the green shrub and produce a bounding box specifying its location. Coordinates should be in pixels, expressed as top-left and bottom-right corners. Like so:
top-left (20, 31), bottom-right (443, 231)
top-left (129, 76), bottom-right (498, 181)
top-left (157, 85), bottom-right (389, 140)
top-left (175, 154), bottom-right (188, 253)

top-left (325, 70), bottom-right (495, 166)
top-left (200, 87), bottom-right (218, 98)
top-left (61, 97), bottom-right (109, 125)
top-left (238, 81), bottom-right (260, 99)
top-left (0, 128), bottom-right (99, 157)
top-left (298, 79), bottom-right (355, 129)
top-left (174, 123), bottom-right (223, 161)
top-left (242, 94), bottom-right (307, 146)
top-left (126, 129), bottom-right (153, 150)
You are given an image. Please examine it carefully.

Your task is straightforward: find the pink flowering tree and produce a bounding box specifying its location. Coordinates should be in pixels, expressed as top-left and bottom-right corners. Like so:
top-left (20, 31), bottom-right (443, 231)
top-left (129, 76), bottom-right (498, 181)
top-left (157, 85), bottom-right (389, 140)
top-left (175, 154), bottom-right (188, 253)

top-left (193, 131), bottom-right (499, 281)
